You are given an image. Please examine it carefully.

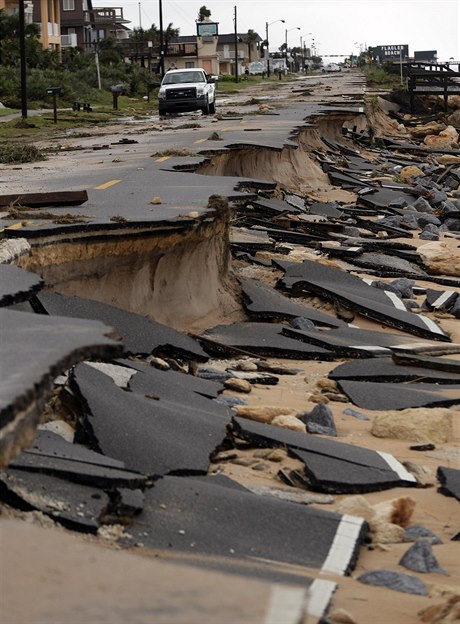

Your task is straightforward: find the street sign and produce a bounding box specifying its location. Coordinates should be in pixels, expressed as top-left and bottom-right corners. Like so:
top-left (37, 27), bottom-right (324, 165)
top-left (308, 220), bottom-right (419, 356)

top-left (371, 44), bottom-right (409, 61)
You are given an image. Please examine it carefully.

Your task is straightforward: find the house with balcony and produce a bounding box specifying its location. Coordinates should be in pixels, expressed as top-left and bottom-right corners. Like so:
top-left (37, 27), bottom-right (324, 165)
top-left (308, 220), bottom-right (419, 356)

top-left (1, 0), bottom-right (61, 50)
top-left (217, 33), bottom-right (262, 75)
top-left (137, 20), bottom-right (262, 77)
top-left (33, 0), bottom-right (130, 51)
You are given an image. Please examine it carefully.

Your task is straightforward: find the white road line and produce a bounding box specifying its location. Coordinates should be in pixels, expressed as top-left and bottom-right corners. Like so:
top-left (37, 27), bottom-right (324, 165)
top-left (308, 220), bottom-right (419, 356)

top-left (383, 290), bottom-right (407, 310)
top-left (378, 451), bottom-right (417, 482)
top-left (321, 514), bottom-right (365, 576)
top-left (264, 585), bottom-right (307, 624)
top-left (307, 579), bottom-right (337, 618)
top-left (418, 314), bottom-right (445, 335)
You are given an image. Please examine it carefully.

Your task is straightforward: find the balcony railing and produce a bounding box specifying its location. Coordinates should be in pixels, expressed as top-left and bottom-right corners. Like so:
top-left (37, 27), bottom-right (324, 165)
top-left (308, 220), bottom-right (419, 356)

top-left (61, 33), bottom-right (78, 47)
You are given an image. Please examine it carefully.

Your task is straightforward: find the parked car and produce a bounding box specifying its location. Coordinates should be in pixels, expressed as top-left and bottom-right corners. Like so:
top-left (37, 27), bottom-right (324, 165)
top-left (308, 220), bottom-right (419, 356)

top-left (157, 68), bottom-right (217, 116)
top-left (322, 63), bottom-right (342, 72)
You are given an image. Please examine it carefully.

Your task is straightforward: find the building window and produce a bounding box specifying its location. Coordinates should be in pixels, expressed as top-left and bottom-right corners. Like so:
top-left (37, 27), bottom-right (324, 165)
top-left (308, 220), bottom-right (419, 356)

top-left (185, 61), bottom-right (195, 68)
top-left (63, 0), bottom-right (75, 10)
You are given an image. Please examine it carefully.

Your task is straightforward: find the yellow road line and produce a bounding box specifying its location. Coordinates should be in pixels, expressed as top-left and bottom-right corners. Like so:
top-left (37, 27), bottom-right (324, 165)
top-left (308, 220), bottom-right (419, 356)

top-left (94, 179), bottom-right (121, 190)
top-left (155, 156), bottom-right (171, 162)
top-left (0, 221), bottom-right (31, 233)
top-left (194, 138), bottom-right (207, 144)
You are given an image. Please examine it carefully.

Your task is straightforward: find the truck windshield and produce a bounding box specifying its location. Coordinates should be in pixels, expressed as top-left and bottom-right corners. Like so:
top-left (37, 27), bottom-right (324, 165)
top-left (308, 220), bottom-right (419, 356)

top-left (162, 71), bottom-right (206, 85)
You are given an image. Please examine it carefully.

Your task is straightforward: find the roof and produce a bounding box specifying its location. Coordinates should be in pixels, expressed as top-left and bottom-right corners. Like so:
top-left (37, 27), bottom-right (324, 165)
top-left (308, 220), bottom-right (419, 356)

top-left (218, 32), bottom-right (262, 44)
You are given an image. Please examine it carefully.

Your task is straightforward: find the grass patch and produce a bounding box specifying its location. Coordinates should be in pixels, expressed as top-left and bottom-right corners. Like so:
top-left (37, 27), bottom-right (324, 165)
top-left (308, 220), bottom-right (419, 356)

top-left (363, 66), bottom-right (404, 89)
top-left (0, 107), bottom-right (18, 117)
top-left (0, 143), bottom-right (46, 164)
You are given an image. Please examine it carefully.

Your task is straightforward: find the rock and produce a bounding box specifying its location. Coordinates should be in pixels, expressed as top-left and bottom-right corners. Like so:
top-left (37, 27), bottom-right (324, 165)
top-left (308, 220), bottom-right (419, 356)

top-left (198, 368), bottom-right (231, 382)
top-left (324, 393), bottom-right (348, 403)
top-left (213, 396), bottom-right (247, 408)
top-left (443, 218), bottom-right (460, 232)
top-left (403, 461), bottom-right (436, 487)
top-left (390, 278), bottom-right (415, 298)
top-left (271, 414), bottom-right (306, 433)
top-left (369, 519), bottom-right (407, 544)
top-left (266, 448), bottom-right (286, 462)
top-left (148, 356), bottom-right (170, 371)
top-left (358, 569), bottom-right (428, 595)
top-left (336, 495), bottom-right (375, 521)
top-left (419, 594), bottom-right (460, 623)
top-left (410, 443), bottom-right (436, 451)
top-left (343, 407), bottom-right (370, 421)
top-left (447, 109), bottom-right (460, 129)
top-left (399, 539), bottom-right (448, 575)
top-left (316, 378), bottom-right (337, 390)
top-left (309, 393), bottom-right (330, 404)
top-left (343, 226), bottom-right (361, 237)
top-left (236, 360), bottom-right (258, 372)
top-left (399, 165), bottom-right (424, 183)
top-left (290, 316), bottom-right (317, 331)
top-left (256, 361), bottom-right (301, 375)
top-left (371, 408), bottom-right (454, 444)
top-left (328, 608), bottom-right (358, 624)
top-left (418, 241), bottom-right (460, 276)
top-left (150, 196), bottom-right (162, 204)
top-left (299, 403), bottom-right (337, 436)
top-left (234, 405), bottom-right (293, 424)
top-left (411, 197), bottom-right (434, 213)
top-left (410, 122), bottom-right (447, 139)
top-left (420, 224), bottom-right (440, 241)
top-left (233, 456), bottom-right (260, 467)
top-left (226, 370), bottom-right (278, 385)
top-left (372, 496), bottom-right (416, 527)
top-left (405, 525), bottom-right (443, 545)
top-left (417, 213), bottom-right (442, 228)
top-left (424, 126), bottom-right (459, 150)
top-left (224, 378), bottom-right (252, 393)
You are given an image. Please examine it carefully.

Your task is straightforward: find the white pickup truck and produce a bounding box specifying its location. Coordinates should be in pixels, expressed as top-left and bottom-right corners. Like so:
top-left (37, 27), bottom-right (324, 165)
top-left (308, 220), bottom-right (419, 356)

top-left (158, 68), bottom-right (217, 116)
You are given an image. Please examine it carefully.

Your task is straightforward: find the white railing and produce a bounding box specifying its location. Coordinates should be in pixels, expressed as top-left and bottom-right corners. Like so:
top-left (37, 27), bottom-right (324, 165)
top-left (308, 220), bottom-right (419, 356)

top-left (61, 33), bottom-right (78, 47)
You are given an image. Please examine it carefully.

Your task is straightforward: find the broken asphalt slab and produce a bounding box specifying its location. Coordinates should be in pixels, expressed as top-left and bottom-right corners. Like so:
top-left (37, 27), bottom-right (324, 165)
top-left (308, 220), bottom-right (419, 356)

top-left (437, 466), bottom-right (460, 501)
top-left (202, 322), bottom-right (336, 360)
top-left (0, 263), bottom-right (43, 306)
top-left (70, 364), bottom-right (230, 476)
top-left (128, 474), bottom-right (367, 574)
top-left (329, 357), bottom-right (460, 383)
top-left (0, 468), bottom-right (111, 532)
top-left (337, 379), bottom-right (460, 410)
top-left (10, 430), bottom-right (147, 489)
top-left (279, 258), bottom-right (450, 341)
top-left (0, 308), bottom-right (122, 468)
top-left (241, 278), bottom-right (344, 327)
top-left (282, 324), bottom-right (443, 358)
top-left (231, 417), bottom-right (416, 494)
top-left (33, 291), bottom-right (208, 361)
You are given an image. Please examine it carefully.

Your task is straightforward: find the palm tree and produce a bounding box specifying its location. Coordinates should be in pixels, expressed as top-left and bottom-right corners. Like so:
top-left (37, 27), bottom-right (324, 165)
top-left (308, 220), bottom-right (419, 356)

top-left (245, 29), bottom-right (258, 63)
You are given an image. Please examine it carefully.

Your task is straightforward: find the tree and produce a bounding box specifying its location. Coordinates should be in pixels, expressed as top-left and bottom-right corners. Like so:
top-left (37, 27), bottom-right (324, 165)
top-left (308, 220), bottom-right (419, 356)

top-left (245, 29), bottom-right (258, 63)
top-left (197, 5), bottom-right (211, 21)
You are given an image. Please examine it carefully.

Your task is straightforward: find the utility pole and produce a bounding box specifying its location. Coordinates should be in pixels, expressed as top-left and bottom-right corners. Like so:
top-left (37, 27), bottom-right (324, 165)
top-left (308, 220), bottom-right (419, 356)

top-left (159, 0), bottom-right (164, 76)
top-left (233, 6), bottom-right (238, 83)
top-left (138, 2), bottom-right (142, 29)
top-left (19, 0), bottom-right (27, 118)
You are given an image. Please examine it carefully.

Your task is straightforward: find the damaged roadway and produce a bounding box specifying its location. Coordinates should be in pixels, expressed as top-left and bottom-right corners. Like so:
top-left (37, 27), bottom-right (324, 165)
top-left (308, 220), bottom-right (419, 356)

top-left (1, 70), bottom-right (460, 624)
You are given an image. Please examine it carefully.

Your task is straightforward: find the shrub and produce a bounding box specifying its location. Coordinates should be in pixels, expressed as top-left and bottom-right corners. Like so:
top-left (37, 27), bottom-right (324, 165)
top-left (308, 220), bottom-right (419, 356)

top-left (0, 143), bottom-right (45, 163)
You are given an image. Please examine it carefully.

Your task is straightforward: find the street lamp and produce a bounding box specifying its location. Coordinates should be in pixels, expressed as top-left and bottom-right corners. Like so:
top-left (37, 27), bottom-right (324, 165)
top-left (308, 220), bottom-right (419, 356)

top-left (265, 19), bottom-right (285, 77)
top-left (285, 26), bottom-right (300, 71)
top-left (300, 32), bottom-right (312, 71)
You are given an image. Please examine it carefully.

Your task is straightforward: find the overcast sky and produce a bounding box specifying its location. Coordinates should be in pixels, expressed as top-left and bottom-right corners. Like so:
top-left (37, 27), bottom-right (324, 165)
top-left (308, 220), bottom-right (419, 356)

top-left (103, 0), bottom-right (459, 62)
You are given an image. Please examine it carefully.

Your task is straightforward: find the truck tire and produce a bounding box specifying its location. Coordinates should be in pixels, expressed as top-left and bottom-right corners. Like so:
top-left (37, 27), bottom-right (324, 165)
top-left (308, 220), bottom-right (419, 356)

top-left (159, 105), bottom-right (167, 116)
top-left (209, 100), bottom-right (216, 114)
top-left (201, 99), bottom-right (210, 115)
